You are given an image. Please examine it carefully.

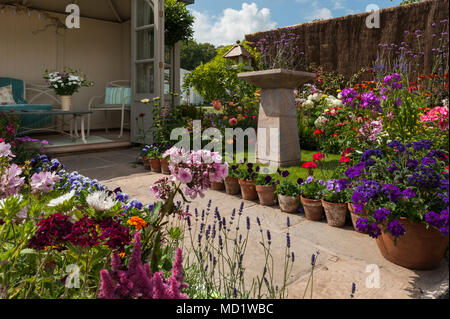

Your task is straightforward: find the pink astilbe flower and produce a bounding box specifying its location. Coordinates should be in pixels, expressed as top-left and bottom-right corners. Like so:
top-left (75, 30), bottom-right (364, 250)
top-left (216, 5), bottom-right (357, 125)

top-left (98, 232), bottom-right (188, 299)
top-left (30, 171), bottom-right (60, 193)
top-left (0, 164), bottom-right (25, 198)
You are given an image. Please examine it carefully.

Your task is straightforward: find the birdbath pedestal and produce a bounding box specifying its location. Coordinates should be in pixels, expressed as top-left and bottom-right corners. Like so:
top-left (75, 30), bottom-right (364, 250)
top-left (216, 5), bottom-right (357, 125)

top-left (238, 69), bottom-right (315, 167)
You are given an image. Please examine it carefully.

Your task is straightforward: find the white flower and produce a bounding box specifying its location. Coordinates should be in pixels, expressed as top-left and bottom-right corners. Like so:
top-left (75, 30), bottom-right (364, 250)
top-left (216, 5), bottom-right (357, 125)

top-left (86, 191), bottom-right (118, 212)
top-left (48, 190), bottom-right (76, 207)
top-left (303, 100), bottom-right (314, 108)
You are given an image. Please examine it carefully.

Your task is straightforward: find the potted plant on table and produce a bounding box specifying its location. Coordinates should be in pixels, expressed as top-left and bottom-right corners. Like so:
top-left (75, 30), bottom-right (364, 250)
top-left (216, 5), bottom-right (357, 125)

top-left (275, 180), bottom-right (302, 213)
top-left (224, 164), bottom-right (241, 195)
top-left (43, 68), bottom-right (93, 111)
top-left (255, 173), bottom-right (277, 206)
top-left (236, 162), bottom-right (258, 201)
top-left (322, 179), bottom-right (349, 227)
top-left (347, 140), bottom-right (449, 270)
top-left (300, 176), bottom-right (326, 221)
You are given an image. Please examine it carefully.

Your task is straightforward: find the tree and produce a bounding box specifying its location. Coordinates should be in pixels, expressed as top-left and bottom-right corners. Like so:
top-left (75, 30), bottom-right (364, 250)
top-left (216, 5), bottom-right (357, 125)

top-left (165, 0), bottom-right (194, 48)
top-left (180, 41), bottom-right (216, 71)
top-left (182, 42), bottom-right (259, 102)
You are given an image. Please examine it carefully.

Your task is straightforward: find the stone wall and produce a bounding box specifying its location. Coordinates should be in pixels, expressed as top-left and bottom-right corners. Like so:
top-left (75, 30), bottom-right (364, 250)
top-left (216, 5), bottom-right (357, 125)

top-left (245, 0), bottom-right (449, 78)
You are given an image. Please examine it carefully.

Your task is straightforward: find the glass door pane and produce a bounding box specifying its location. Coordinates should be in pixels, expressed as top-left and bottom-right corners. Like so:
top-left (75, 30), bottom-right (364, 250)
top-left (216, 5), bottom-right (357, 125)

top-left (136, 0), bottom-right (154, 26)
top-left (136, 29), bottom-right (155, 60)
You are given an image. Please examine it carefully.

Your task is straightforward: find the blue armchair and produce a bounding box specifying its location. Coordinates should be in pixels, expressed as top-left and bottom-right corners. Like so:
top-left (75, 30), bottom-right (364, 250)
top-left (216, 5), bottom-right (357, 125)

top-left (0, 77), bottom-right (53, 131)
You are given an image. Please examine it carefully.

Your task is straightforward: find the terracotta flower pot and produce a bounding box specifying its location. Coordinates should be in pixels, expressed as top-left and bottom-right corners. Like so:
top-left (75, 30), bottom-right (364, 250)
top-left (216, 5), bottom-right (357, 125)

top-left (149, 158), bottom-right (161, 173)
top-left (238, 179), bottom-right (258, 201)
top-left (278, 194), bottom-right (300, 213)
top-left (322, 199), bottom-right (347, 228)
top-left (348, 203), bottom-right (369, 234)
top-left (224, 177), bottom-right (240, 195)
top-left (142, 156), bottom-right (150, 170)
top-left (255, 185), bottom-right (276, 206)
top-left (211, 180), bottom-right (225, 191)
top-left (160, 158), bottom-right (171, 175)
top-left (376, 219), bottom-right (449, 270)
top-left (300, 196), bottom-right (324, 221)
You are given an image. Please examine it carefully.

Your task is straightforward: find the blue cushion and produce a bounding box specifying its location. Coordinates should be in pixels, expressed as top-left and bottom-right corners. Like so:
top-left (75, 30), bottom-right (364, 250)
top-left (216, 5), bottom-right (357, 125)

top-left (105, 87), bottom-right (131, 105)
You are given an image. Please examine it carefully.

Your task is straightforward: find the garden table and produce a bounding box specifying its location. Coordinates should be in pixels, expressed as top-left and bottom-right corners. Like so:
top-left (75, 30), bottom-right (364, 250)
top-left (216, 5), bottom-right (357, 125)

top-left (1, 110), bottom-right (92, 144)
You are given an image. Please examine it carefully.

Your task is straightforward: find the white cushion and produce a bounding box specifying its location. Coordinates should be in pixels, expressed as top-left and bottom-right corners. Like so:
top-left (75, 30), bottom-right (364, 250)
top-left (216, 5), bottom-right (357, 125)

top-left (0, 85), bottom-right (15, 105)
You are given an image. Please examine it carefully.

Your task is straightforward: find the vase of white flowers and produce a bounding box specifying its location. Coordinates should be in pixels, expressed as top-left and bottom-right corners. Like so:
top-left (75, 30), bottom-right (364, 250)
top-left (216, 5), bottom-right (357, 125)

top-left (44, 68), bottom-right (93, 110)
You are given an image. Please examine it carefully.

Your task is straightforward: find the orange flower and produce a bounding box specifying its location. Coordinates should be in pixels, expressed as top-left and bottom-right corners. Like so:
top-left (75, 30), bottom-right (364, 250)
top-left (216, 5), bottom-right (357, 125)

top-left (127, 216), bottom-right (147, 230)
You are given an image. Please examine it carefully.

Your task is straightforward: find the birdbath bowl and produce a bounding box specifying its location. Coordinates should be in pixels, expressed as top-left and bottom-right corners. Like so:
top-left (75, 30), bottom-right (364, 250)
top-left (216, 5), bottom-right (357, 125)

top-left (238, 69), bottom-right (315, 167)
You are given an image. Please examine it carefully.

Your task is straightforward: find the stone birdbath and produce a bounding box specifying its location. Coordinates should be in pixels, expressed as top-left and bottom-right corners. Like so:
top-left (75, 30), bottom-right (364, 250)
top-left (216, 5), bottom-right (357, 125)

top-left (238, 69), bottom-right (315, 167)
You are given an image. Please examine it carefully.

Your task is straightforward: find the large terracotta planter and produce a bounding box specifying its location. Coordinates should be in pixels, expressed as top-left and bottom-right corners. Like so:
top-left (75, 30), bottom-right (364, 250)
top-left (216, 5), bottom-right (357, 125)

top-left (211, 180), bottom-right (225, 191)
top-left (255, 185), bottom-right (276, 206)
top-left (238, 179), bottom-right (258, 201)
top-left (278, 194), bottom-right (300, 213)
top-left (300, 196), bottom-right (324, 221)
top-left (376, 219), bottom-right (449, 270)
top-left (149, 158), bottom-right (161, 173)
top-left (348, 203), bottom-right (369, 234)
top-left (142, 156), bottom-right (151, 170)
top-left (322, 200), bottom-right (347, 228)
top-left (160, 158), bottom-right (171, 175)
top-left (224, 177), bottom-right (240, 195)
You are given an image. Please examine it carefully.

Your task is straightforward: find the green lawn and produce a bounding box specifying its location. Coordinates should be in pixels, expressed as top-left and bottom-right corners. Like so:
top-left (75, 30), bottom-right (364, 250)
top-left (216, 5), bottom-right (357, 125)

top-left (227, 149), bottom-right (341, 182)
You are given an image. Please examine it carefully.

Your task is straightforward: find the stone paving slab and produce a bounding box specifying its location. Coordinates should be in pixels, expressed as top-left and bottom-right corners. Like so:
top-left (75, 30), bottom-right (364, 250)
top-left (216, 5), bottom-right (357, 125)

top-left (59, 148), bottom-right (449, 299)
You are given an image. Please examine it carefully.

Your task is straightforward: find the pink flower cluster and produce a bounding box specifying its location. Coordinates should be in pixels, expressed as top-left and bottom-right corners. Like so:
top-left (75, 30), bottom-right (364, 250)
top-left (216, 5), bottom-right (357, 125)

top-left (30, 171), bottom-right (60, 194)
top-left (358, 118), bottom-right (384, 142)
top-left (420, 106), bottom-right (449, 131)
top-left (0, 142), bottom-right (15, 159)
top-left (159, 147), bottom-right (228, 199)
top-left (98, 232), bottom-right (188, 299)
top-left (0, 164), bottom-right (24, 198)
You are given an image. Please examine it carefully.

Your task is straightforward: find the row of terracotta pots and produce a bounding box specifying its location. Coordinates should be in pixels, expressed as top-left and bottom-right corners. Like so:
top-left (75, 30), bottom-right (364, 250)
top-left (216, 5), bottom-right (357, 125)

top-left (214, 178), bottom-right (448, 271)
top-left (143, 156), bottom-right (171, 175)
top-left (218, 177), bottom-right (356, 228)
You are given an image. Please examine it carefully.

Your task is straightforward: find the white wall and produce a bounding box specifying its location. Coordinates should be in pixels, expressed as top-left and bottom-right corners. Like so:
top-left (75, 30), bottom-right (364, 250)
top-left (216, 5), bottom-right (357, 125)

top-left (0, 8), bottom-right (131, 130)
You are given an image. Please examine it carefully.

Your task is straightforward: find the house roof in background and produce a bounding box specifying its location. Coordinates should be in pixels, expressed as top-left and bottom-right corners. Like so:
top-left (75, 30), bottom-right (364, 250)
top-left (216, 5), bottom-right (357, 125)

top-left (0, 0), bottom-right (131, 23)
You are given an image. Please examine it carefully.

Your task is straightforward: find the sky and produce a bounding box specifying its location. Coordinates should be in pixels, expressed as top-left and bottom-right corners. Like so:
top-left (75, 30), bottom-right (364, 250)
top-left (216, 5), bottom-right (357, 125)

top-left (187, 0), bottom-right (407, 46)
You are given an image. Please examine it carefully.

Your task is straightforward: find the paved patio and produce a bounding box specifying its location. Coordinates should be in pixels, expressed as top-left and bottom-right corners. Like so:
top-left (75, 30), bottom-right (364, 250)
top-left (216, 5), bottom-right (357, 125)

top-left (58, 148), bottom-right (449, 299)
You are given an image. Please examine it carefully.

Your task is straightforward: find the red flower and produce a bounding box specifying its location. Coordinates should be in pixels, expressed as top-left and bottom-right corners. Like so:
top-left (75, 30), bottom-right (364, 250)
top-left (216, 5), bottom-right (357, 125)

top-left (342, 147), bottom-right (355, 156)
top-left (313, 129), bottom-right (324, 136)
top-left (302, 162), bottom-right (318, 169)
top-left (333, 132), bottom-right (339, 136)
top-left (313, 152), bottom-right (325, 161)
top-left (339, 156), bottom-right (350, 163)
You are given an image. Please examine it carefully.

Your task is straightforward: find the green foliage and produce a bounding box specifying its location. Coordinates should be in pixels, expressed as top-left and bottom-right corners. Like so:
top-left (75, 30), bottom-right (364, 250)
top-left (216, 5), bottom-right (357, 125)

top-left (275, 180), bottom-right (301, 197)
top-left (182, 42), bottom-right (259, 102)
top-left (181, 40), bottom-right (216, 71)
top-left (164, 0), bottom-right (195, 47)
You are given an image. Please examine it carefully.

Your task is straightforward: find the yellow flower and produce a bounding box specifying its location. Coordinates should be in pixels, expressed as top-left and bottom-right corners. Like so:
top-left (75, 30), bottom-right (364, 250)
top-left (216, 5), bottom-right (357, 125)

top-left (337, 89), bottom-right (342, 93)
top-left (140, 98), bottom-right (150, 103)
top-left (237, 114), bottom-right (244, 121)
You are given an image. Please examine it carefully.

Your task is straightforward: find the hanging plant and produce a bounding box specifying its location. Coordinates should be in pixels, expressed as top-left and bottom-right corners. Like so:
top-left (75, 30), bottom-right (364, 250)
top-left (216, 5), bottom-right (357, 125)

top-left (164, 0), bottom-right (194, 48)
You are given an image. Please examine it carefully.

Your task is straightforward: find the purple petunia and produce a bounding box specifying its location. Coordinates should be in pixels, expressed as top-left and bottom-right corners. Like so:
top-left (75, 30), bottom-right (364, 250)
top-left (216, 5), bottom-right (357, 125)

top-left (372, 208), bottom-right (391, 223)
top-left (387, 220), bottom-right (405, 237)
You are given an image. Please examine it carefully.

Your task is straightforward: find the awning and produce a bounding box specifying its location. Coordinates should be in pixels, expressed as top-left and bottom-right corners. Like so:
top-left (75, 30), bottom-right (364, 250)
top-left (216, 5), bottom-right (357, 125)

top-left (0, 0), bottom-right (131, 23)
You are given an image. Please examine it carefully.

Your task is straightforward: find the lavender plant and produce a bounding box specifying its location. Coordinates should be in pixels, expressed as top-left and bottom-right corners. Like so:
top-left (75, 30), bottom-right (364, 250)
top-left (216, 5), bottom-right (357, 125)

top-left (255, 27), bottom-right (305, 71)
